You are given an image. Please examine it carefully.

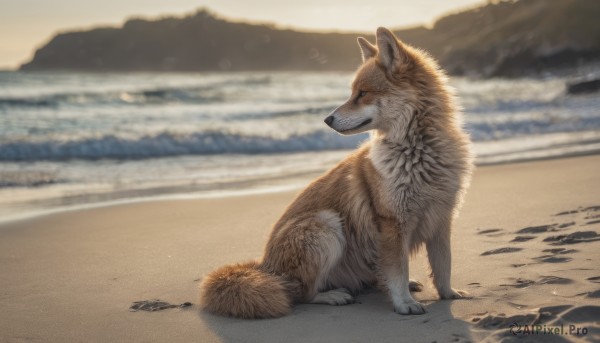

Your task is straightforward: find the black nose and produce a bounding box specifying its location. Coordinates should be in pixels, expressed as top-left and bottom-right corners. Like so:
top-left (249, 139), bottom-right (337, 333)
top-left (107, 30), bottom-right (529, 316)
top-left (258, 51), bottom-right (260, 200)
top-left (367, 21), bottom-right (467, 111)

top-left (324, 116), bottom-right (334, 126)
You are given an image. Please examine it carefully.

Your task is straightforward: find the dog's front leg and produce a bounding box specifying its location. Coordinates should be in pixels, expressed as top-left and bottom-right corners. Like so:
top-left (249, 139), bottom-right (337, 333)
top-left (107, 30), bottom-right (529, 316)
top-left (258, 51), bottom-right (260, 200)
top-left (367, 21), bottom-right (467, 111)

top-left (379, 218), bottom-right (425, 315)
top-left (425, 220), bottom-right (468, 299)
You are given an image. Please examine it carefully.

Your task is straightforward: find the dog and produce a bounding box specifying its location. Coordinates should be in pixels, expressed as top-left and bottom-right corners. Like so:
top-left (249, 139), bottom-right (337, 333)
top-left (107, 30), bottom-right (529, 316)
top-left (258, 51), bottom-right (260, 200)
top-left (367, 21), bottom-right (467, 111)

top-left (199, 27), bottom-right (473, 318)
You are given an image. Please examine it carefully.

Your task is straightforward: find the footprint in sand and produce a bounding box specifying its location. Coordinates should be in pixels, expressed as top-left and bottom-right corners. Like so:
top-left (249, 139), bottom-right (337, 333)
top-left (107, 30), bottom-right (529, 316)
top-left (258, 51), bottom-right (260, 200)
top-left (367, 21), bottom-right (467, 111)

top-left (533, 256), bottom-right (573, 263)
top-left (473, 312), bottom-right (539, 330)
top-left (511, 235), bottom-right (536, 242)
top-left (583, 205), bottom-right (600, 221)
top-left (129, 300), bottom-right (192, 312)
top-left (555, 205), bottom-right (600, 218)
top-left (582, 205), bottom-right (600, 212)
top-left (555, 210), bottom-right (579, 216)
top-left (543, 231), bottom-right (600, 245)
top-left (511, 222), bottom-right (590, 247)
top-left (586, 276), bottom-right (600, 283)
top-left (542, 248), bottom-right (578, 254)
top-left (481, 247), bottom-right (522, 256)
top-left (532, 248), bottom-right (578, 264)
top-left (586, 290), bottom-right (600, 298)
top-left (477, 305), bottom-right (600, 341)
top-left (500, 276), bottom-right (573, 288)
top-left (477, 228), bottom-right (504, 236)
top-left (514, 222), bottom-right (578, 237)
top-left (516, 224), bottom-right (559, 234)
top-left (500, 278), bottom-right (535, 288)
top-left (537, 276), bottom-right (574, 285)
top-left (474, 305), bottom-right (573, 329)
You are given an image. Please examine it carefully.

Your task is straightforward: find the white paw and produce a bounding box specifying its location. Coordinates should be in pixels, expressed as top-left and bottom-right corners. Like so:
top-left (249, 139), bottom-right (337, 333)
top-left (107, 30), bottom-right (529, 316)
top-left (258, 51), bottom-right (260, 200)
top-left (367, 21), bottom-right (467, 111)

top-left (394, 299), bottom-right (426, 315)
top-left (439, 288), bottom-right (469, 300)
top-left (311, 288), bottom-right (355, 306)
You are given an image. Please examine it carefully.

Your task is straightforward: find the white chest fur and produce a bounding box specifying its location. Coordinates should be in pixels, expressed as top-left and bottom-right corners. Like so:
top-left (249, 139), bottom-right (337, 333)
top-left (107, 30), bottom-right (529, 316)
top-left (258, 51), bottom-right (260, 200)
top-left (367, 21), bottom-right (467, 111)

top-left (368, 132), bottom-right (448, 222)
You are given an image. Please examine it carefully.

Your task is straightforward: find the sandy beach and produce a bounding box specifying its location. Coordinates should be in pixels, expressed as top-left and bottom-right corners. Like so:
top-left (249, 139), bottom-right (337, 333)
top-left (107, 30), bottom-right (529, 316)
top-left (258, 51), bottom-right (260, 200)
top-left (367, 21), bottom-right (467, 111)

top-left (1, 154), bottom-right (599, 342)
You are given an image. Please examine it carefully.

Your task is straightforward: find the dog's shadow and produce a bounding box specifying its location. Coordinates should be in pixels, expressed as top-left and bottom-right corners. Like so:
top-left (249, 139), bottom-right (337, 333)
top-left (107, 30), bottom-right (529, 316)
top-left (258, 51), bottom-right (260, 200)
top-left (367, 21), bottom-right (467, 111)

top-left (198, 290), bottom-right (474, 343)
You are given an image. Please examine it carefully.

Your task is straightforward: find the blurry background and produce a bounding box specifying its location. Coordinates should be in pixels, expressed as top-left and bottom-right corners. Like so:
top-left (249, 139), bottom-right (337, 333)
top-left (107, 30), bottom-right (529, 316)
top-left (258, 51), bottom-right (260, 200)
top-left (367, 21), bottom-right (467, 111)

top-left (0, 0), bottom-right (599, 221)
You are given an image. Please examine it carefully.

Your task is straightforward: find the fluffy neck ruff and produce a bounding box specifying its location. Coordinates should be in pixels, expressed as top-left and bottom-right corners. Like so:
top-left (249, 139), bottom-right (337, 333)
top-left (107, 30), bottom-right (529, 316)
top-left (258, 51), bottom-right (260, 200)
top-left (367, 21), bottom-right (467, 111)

top-left (367, 76), bottom-right (472, 192)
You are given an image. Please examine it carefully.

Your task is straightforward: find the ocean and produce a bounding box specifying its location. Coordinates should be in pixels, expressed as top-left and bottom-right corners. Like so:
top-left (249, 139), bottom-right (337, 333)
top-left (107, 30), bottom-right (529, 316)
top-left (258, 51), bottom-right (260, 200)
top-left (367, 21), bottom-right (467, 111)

top-left (1, 71), bottom-right (599, 222)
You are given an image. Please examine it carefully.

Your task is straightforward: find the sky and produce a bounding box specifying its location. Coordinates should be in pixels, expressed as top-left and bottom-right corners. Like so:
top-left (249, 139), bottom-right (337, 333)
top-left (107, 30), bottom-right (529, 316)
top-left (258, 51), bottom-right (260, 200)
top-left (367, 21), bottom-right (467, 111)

top-left (0, 0), bottom-right (484, 69)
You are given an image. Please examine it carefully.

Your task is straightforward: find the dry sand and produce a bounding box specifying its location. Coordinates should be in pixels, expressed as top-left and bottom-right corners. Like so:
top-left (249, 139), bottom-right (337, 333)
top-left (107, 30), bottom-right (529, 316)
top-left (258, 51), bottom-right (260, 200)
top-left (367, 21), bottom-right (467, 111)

top-left (1, 155), bottom-right (599, 342)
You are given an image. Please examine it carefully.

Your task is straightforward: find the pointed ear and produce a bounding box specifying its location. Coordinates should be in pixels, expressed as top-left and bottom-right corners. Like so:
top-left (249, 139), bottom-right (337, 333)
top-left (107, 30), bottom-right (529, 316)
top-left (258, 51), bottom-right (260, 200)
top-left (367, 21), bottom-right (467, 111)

top-left (357, 37), bottom-right (377, 62)
top-left (375, 27), bottom-right (409, 73)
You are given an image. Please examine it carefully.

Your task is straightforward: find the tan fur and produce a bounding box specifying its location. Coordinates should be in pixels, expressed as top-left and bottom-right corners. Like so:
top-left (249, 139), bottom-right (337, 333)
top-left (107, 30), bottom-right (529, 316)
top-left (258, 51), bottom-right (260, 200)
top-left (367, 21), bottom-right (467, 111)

top-left (199, 261), bottom-right (293, 318)
top-left (200, 27), bottom-right (473, 318)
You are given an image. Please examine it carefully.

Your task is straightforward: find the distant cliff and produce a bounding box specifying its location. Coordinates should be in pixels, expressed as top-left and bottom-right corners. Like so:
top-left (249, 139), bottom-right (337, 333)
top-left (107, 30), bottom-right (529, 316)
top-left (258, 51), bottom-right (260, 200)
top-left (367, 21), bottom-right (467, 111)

top-left (20, 0), bottom-right (600, 77)
top-left (424, 0), bottom-right (600, 77)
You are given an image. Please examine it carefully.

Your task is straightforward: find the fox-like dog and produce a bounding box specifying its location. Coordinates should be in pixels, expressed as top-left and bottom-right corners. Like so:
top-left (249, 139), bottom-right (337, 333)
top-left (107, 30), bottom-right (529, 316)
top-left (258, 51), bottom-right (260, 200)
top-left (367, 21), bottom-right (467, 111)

top-left (200, 27), bottom-right (473, 318)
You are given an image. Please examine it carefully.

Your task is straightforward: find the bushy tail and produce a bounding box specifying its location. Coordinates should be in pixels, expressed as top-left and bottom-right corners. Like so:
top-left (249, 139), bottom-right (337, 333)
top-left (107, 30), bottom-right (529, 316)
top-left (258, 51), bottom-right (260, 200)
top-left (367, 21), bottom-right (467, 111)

top-left (199, 261), bottom-right (294, 319)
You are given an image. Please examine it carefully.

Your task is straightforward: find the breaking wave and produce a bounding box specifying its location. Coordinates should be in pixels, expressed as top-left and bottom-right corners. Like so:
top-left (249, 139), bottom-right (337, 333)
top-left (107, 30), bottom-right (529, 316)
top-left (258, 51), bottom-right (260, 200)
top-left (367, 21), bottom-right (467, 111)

top-left (2, 114), bottom-right (600, 161)
top-left (0, 130), bottom-right (368, 161)
top-left (2, 71), bottom-right (600, 162)
top-left (0, 88), bottom-right (222, 108)
top-left (0, 75), bottom-right (272, 108)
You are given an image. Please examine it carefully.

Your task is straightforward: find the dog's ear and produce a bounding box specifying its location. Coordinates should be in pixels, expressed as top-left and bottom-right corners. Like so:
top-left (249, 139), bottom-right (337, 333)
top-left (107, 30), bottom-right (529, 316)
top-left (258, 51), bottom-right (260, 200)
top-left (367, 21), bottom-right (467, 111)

top-left (375, 27), bottom-right (409, 73)
top-left (357, 37), bottom-right (377, 62)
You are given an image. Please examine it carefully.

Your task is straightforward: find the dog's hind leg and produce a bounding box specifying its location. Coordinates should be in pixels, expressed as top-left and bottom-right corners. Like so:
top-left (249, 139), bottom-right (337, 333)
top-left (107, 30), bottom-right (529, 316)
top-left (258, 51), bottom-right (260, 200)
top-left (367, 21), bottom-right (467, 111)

top-left (262, 210), bottom-right (353, 305)
top-left (310, 288), bottom-right (354, 305)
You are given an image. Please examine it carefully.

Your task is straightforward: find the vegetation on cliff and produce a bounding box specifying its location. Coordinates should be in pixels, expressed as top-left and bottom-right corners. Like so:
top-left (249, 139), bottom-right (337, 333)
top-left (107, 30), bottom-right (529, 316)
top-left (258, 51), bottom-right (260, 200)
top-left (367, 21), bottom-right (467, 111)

top-left (20, 0), bottom-right (600, 77)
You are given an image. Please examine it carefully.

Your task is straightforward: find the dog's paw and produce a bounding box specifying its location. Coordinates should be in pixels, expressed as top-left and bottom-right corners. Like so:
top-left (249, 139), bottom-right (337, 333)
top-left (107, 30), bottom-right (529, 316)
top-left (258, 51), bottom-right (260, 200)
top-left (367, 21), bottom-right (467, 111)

top-left (409, 279), bottom-right (424, 292)
top-left (394, 300), bottom-right (426, 315)
top-left (310, 288), bottom-right (355, 306)
top-left (439, 288), bottom-right (470, 300)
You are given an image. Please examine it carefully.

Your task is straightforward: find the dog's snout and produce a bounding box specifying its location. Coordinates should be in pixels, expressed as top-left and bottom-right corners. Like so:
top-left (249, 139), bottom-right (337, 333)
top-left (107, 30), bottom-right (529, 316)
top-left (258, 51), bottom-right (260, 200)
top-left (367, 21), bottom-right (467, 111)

top-left (324, 116), bottom-right (334, 126)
